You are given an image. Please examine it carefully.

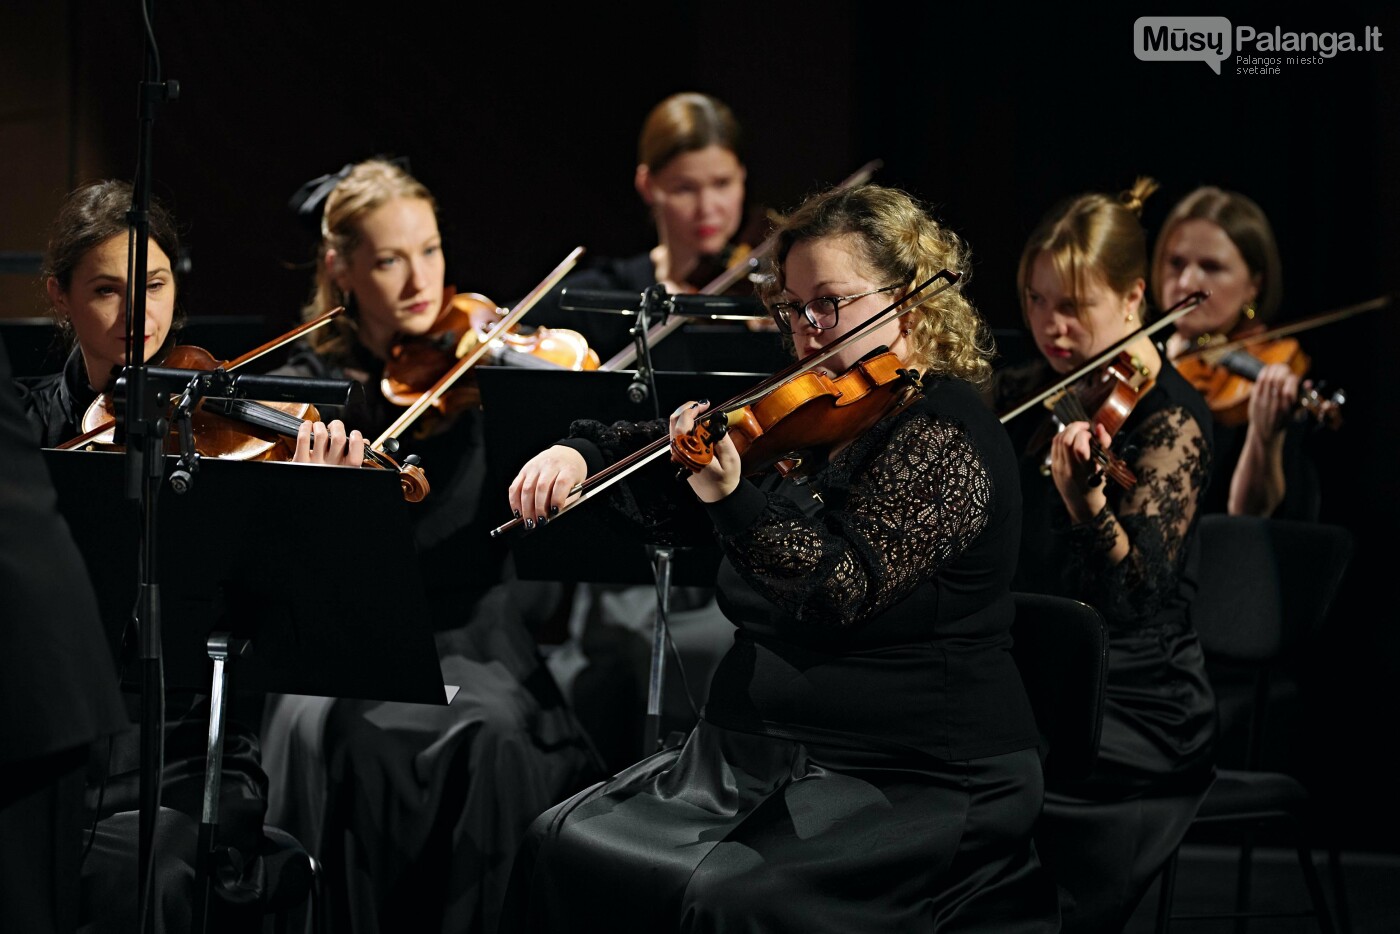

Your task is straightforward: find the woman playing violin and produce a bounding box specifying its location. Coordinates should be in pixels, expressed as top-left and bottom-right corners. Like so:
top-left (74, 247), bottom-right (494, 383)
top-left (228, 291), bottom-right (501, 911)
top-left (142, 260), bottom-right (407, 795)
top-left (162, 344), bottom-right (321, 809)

top-left (19, 180), bottom-right (363, 465)
top-left (1154, 186), bottom-right (1319, 519)
top-left (264, 158), bottom-right (600, 934)
top-left (502, 185), bottom-right (1058, 933)
top-left (528, 92), bottom-right (761, 768)
top-left (10, 179), bottom-right (364, 934)
top-left (996, 178), bottom-right (1217, 933)
top-left (534, 91), bottom-right (752, 360)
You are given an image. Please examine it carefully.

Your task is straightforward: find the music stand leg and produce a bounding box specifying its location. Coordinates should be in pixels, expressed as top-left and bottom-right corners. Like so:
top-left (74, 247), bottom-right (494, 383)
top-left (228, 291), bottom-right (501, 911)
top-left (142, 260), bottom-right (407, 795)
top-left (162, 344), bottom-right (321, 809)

top-left (193, 632), bottom-right (247, 934)
top-left (643, 547), bottom-right (674, 755)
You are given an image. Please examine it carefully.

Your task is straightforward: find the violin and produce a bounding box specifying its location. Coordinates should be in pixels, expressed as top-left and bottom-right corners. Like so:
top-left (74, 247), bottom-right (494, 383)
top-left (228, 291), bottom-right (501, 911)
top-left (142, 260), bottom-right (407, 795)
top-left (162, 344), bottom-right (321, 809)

top-left (671, 350), bottom-right (921, 478)
top-left (381, 288), bottom-right (600, 413)
top-left (1173, 333), bottom-right (1342, 429)
top-left (492, 269), bottom-right (958, 537)
top-left (1169, 294), bottom-right (1389, 430)
top-left (57, 314), bottom-right (431, 502)
top-left (370, 247), bottom-right (584, 452)
top-left (1022, 351), bottom-right (1151, 490)
top-left (998, 291), bottom-right (1212, 491)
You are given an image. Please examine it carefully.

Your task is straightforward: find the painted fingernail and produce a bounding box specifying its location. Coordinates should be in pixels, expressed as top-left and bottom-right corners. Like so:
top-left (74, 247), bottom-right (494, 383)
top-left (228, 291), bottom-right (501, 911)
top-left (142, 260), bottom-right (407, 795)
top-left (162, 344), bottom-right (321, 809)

top-left (549, 505), bottom-right (559, 516)
top-left (513, 509), bottom-right (521, 518)
top-left (524, 518), bottom-right (535, 529)
top-left (537, 515), bottom-right (547, 526)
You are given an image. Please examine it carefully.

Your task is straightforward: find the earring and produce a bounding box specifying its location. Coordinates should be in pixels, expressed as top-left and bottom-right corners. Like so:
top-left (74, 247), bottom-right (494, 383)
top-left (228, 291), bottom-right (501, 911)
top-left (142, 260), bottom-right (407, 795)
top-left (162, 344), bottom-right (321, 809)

top-left (1242, 302), bottom-right (1257, 320)
top-left (901, 327), bottom-right (912, 335)
top-left (1124, 310), bottom-right (1135, 325)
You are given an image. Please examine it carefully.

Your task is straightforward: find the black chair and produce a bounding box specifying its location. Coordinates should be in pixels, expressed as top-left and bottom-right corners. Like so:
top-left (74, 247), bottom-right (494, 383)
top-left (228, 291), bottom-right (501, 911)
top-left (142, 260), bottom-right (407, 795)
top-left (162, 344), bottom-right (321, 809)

top-left (1154, 515), bottom-right (1354, 933)
top-left (261, 824), bottom-right (325, 934)
top-left (1010, 592), bottom-right (1109, 786)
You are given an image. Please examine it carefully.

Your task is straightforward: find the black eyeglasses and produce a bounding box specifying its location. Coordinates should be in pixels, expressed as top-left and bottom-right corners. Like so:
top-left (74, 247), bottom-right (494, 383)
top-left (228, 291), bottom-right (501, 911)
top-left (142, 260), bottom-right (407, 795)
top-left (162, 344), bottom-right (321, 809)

top-left (768, 284), bottom-right (901, 335)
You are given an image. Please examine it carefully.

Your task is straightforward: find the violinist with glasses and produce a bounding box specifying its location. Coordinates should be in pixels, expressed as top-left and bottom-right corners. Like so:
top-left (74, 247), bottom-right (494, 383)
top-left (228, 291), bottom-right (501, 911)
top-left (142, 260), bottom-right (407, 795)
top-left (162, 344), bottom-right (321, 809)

top-left (993, 178), bottom-right (1218, 933)
top-left (502, 184), bottom-right (1060, 933)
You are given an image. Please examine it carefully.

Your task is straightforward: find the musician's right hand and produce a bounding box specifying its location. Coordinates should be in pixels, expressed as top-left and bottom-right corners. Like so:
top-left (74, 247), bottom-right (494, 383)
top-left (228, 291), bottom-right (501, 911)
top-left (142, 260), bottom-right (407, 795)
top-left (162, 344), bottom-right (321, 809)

top-left (508, 445), bottom-right (587, 527)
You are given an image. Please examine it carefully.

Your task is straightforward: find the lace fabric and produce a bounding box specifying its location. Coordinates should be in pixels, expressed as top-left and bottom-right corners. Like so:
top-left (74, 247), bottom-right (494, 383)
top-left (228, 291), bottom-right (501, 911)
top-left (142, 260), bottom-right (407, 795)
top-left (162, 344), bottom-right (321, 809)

top-left (571, 404), bottom-right (995, 630)
top-left (1065, 405), bottom-right (1212, 626)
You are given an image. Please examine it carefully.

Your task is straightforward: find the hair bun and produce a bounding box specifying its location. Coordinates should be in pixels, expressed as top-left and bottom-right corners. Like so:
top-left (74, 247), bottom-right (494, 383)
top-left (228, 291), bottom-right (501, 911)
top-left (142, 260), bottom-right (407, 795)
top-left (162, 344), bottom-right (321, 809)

top-left (1119, 176), bottom-right (1160, 217)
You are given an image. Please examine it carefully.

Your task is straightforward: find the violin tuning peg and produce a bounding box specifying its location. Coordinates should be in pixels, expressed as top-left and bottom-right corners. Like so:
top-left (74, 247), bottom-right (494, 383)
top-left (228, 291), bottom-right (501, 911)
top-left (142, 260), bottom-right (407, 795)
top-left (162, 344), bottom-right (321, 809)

top-left (403, 454), bottom-right (421, 467)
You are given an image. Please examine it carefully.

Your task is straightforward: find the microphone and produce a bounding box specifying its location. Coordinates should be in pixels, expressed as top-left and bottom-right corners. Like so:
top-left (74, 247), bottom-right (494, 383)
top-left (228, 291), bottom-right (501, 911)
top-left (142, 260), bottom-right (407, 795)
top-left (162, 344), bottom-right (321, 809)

top-left (559, 288), bottom-right (766, 320)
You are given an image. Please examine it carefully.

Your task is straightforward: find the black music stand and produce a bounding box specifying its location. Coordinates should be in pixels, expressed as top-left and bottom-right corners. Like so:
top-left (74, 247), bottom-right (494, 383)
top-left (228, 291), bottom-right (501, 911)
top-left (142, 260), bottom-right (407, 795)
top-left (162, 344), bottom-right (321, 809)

top-left (477, 366), bottom-right (763, 752)
top-left (43, 451), bottom-right (447, 933)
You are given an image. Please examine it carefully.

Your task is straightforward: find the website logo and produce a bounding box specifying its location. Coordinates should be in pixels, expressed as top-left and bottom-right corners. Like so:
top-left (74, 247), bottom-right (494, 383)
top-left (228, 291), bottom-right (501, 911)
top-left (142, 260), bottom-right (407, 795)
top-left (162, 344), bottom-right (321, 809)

top-left (1134, 17), bottom-right (1384, 76)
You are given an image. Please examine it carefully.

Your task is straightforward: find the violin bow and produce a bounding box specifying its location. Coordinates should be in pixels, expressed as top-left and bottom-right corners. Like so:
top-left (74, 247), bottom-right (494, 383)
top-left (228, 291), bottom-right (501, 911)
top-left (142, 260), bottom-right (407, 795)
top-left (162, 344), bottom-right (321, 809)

top-left (370, 247), bottom-right (584, 451)
top-left (491, 268), bottom-right (959, 538)
top-left (998, 291), bottom-right (1208, 425)
top-left (601, 159), bottom-right (885, 371)
top-left (54, 306), bottom-right (346, 451)
top-left (1173, 293), bottom-right (1391, 364)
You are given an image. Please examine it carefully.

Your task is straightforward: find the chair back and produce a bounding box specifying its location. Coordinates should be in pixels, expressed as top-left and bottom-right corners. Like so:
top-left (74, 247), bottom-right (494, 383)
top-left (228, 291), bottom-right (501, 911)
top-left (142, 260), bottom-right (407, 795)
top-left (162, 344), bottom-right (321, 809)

top-left (1192, 516), bottom-right (1353, 663)
top-left (1010, 592), bottom-right (1109, 785)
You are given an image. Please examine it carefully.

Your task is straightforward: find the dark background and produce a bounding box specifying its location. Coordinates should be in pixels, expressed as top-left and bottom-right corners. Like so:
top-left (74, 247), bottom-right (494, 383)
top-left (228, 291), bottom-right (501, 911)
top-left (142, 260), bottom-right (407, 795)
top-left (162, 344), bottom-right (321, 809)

top-left (2, 1), bottom-right (1396, 850)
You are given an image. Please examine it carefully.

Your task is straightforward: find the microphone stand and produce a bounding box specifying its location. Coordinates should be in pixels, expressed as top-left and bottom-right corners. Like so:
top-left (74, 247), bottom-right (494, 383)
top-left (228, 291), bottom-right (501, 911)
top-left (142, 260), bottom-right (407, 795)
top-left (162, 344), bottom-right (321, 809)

top-left (626, 283), bottom-right (666, 416)
top-left (123, 3), bottom-right (178, 930)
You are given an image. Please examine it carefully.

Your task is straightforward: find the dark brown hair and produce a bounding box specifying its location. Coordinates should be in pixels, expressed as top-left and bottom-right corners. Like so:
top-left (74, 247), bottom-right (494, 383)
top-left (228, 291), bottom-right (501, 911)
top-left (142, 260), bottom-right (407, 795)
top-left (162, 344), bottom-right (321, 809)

top-left (44, 180), bottom-right (181, 291)
top-left (637, 93), bottom-right (743, 172)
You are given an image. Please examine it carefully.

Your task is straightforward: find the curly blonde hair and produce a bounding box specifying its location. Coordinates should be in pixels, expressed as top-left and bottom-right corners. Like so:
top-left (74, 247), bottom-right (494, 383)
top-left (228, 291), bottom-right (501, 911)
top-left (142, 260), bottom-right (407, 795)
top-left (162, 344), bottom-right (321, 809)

top-left (759, 185), bottom-right (990, 385)
top-left (1017, 176), bottom-right (1158, 331)
top-left (302, 159), bottom-right (437, 357)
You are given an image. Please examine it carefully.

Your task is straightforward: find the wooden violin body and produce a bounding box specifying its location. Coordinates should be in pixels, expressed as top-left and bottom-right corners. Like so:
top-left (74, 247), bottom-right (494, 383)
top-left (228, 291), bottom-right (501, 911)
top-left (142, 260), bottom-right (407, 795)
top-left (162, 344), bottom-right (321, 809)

top-left (672, 350), bottom-right (923, 478)
top-left (382, 291), bottom-right (600, 414)
top-left (1174, 333), bottom-right (1343, 429)
top-left (1025, 351), bottom-right (1154, 490)
top-left (72, 344), bottom-right (308, 461)
top-left (64, 343), bottom-right (430, 502)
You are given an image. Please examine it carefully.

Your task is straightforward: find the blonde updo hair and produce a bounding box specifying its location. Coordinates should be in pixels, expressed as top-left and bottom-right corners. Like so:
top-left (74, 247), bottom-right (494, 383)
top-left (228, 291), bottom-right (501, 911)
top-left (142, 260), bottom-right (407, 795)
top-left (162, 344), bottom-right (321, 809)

top-left (759, 184), bottom-right (990, 386)
top-left (302, 158), bottom-right (438, 356)
top-left (1017, 176), bottom-right (1158, 330)
top-left (637, 92), bottom-right (743, 172)
top-left (1151, 186), bottom-right (1282, 322)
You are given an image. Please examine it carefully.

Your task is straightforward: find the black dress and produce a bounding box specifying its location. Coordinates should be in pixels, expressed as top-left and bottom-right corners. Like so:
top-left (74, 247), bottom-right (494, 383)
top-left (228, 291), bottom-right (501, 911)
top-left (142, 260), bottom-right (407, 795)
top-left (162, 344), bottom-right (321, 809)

top-left (1000, 357), bottom-right (1218, 932)
top-left (505, 377), bottom-right (1061, 933)
top-left (14, 347), bottom-right (269, 934)
top-left (261, 340), bottom-right (603, 934)
top-left (1, 336), bottom-right (127, 934)
top-left (1201, 417), bottom-right (1320, 520)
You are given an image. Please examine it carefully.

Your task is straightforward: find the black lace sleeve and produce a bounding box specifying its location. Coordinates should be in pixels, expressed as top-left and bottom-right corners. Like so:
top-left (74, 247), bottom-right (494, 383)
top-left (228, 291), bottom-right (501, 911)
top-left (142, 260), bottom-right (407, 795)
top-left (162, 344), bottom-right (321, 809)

top-left (714, 410), bottom-right (994, 628)
top-left (1066, 405), bottom-right (1211, 626)
top-left (567, 417), bottom-right (712, 545)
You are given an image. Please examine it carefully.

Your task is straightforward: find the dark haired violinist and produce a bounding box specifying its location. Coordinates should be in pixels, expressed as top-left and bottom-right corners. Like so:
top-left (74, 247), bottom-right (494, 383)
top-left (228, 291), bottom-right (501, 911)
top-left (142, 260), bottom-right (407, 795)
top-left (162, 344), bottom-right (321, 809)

top-left (264, 159), bottom-right (601, 934)
top-left (500, 185), bottom-right (1059, 933)
top-left (995, 181), bottom-right (1217, 933)
top-left (13, 179), bottom-right (367, 934)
